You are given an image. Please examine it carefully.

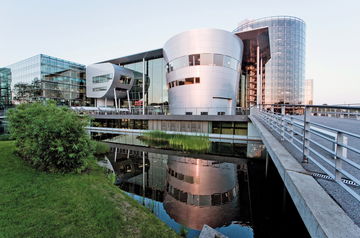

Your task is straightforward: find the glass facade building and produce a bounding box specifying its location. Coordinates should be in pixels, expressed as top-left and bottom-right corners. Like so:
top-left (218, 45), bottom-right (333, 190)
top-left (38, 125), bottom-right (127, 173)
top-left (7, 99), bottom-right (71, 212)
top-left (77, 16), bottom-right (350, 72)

top-left (234, 16), bottom-right (306, 104)
top-left (6, 54), bottom-right (86, 105)
top-left (0, 68), bottom-right (11, 108)
top-left (121, 57), bottom-right (167, 106)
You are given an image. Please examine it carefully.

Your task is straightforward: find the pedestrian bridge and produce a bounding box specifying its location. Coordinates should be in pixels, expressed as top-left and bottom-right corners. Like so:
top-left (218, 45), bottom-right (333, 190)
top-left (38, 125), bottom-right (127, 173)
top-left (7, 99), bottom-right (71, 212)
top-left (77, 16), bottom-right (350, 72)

top-left (249, 104), bottom-right (360, 238)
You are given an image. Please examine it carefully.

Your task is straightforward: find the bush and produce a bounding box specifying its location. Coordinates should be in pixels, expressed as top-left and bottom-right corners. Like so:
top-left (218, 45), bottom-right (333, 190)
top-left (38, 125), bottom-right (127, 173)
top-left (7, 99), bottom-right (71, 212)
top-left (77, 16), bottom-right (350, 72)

top-left (7, 101), bottom-right (93, 173)
top-left (93, 141), bottom-right (110, 155)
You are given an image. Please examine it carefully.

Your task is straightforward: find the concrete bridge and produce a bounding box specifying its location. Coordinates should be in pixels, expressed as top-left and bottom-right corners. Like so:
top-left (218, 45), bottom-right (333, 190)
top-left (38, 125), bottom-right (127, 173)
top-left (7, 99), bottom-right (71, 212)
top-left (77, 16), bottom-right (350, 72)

top-left (249, 105), bottom-right (360, 238)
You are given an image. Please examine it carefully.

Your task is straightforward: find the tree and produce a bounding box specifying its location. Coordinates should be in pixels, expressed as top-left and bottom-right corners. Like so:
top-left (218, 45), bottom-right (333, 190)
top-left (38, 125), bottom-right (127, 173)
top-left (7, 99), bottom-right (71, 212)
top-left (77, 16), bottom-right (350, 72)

top-left (7, 101), bottom-right (93, 173)
top-left (13, 78), bottom-right (42, 103)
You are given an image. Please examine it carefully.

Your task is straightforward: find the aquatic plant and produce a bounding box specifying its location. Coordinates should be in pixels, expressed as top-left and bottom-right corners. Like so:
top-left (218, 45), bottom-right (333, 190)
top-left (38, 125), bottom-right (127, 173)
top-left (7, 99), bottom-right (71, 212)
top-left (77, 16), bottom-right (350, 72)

top-left (93, 141), bottom-right (110, 155)
top-left (141, 130), bottom-right (210, 152)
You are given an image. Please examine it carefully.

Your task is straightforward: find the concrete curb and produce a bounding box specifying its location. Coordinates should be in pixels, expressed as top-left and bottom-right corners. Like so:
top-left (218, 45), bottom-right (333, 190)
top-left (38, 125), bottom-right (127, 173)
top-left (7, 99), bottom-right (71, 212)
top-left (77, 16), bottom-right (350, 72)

top-left (250, 115), bottom-right (360, 238)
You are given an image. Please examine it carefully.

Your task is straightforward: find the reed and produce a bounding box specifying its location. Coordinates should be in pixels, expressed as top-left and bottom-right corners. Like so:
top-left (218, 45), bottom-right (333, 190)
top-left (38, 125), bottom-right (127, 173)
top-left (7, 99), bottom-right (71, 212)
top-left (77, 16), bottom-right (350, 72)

top-left (141, 130), bottom-right (210, 152)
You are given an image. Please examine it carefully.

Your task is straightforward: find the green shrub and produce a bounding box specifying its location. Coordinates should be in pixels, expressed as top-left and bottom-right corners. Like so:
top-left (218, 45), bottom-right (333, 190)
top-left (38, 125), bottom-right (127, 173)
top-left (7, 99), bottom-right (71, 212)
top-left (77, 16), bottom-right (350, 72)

top-left (93, 141), bottom-right (110, 155)
top-left (0, 134), bottom-right (12, 141)
top-left (7, 101), bottom-right (93, 173)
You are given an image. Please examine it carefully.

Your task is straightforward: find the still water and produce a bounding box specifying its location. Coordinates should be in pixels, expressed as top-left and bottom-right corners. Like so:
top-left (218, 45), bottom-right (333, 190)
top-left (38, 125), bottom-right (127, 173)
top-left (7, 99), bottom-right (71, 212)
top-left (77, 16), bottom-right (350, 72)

top-left (105, 142), bottom-right (309, 238)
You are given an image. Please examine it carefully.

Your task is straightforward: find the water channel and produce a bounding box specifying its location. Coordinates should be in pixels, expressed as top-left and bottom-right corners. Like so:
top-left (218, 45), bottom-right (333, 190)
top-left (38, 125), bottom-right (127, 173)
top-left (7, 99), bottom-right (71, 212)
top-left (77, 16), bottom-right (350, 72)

top-left (103, 136), bottom-right (310, 238)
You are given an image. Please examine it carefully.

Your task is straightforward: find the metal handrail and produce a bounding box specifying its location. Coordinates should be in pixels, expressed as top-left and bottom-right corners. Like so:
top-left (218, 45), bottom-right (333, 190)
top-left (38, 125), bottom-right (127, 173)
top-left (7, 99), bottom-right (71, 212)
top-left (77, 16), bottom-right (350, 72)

top-left (72, 106), bottom-right (250, 116)
top-left (253, 104), bottom-right (360, 202)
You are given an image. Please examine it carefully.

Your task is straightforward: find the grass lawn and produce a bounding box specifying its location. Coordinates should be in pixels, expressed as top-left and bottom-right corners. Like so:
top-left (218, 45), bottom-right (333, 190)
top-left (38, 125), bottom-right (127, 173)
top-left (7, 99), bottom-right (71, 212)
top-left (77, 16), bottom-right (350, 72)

top-left (0, 141), bottom-right (179, 238)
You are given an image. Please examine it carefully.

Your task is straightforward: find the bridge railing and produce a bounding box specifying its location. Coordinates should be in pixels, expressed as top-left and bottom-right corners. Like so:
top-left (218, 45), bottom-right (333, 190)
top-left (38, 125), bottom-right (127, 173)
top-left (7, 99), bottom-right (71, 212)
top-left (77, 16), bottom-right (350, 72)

top-left (252, 104), bottom-right (360, 202)
top-left (72, 106), bottom-right (250, 116)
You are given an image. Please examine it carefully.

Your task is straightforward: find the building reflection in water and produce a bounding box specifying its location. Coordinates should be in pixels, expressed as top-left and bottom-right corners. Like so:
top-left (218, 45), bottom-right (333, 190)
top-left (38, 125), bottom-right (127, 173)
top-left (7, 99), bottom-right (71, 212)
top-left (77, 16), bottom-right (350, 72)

top-left (164, 156), bottom-right (240, 230)
top-left (106, 144), bottom-right (257, 232)
top-left (105, 143), bottom-right (310, 238)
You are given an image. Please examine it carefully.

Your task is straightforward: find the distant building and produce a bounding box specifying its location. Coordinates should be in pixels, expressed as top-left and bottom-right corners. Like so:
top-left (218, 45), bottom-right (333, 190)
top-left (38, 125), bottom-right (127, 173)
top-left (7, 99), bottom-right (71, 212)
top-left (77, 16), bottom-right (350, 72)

top-left (5, 54), bottom-right (87, 105)
top-left (305, 79), bottom-right (314, 105)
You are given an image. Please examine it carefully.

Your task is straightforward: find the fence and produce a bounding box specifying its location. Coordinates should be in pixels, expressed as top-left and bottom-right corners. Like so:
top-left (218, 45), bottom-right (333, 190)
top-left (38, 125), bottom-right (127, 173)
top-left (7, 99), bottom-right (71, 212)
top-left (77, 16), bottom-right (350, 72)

top-left (253, 104), bottom-right (360, 202)
top-left (72, 106), bottom-right (250, 116)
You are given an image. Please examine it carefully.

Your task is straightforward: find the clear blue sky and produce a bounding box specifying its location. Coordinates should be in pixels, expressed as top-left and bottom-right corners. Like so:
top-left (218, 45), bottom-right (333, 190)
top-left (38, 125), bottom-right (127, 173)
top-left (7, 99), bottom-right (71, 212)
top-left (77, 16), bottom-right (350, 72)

top-left (1, 0), bottom-right (359, 104)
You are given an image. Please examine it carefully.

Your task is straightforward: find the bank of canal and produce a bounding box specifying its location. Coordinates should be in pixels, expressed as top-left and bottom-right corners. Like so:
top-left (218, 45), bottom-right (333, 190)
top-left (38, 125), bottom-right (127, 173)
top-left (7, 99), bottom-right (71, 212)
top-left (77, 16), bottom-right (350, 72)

top-left (0, 141), bottom-right (179, 238)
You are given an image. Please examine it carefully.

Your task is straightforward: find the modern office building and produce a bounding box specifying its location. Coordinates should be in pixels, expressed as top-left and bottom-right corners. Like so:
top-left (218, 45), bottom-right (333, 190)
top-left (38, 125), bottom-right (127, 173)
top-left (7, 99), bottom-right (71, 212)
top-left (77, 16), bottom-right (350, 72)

top-left (163, 29), bottom-right (243, 115)
top-left (86, 63), bottom-right (149, 107)
top-left (92, 49), bottom-right (168, 108)
top-left (234, 16), bottom-right (306, 105)
top-left (305, 79), bottom-right (313, 105)
top-left (84, 15), bottom-right (305, 114)
top-left (87, 26), bottom-right (271, 115)
top-left (5, 54), bottom-right (87, 105)
top-left (0, 68), bottom-right (11, 108)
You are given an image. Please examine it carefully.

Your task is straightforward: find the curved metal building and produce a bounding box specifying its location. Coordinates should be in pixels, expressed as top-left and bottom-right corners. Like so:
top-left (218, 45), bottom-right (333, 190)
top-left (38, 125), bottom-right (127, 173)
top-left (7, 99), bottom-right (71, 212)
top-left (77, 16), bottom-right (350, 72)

top-left (86, 63), bottom-right (148, 107)
top-left (163, 29), bottom-right (243, 115)
top-left (234, 16), bottom-right (306, 105)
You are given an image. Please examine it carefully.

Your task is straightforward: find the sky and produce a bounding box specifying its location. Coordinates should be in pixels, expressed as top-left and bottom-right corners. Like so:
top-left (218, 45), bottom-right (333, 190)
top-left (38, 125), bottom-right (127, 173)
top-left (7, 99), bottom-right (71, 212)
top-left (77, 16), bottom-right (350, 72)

top-left (0, 0), bottom-right (359, 105)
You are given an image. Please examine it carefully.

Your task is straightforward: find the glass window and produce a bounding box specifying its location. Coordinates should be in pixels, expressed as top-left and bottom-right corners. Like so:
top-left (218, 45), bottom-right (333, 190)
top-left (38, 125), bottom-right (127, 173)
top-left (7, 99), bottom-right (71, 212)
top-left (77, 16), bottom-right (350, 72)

top-left (92, 74), bottom-right (112, 83)
top-left (211, 193), bottom-right (221, 206)
top-left (119, 76), bottom-right (131, 84)
top-left (185, 78), bottom-right (194, 85)
top-left (189, 54), bottom-right (200, 66)
top-left (201, 53), bottom-right (213, 65)
top-left (213, 54), bottom-right (223, 66)
top-left (199, 195), bottom-right (211, 206)
top-left (92, 86), bottom-right (107, 92)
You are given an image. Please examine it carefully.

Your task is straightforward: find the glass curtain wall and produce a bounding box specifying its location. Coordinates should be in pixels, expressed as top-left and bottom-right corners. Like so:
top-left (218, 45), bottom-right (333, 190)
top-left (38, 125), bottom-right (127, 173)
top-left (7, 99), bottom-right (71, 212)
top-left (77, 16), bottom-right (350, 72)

top-left (0, 68), bottom-right (11, 108)
top-left (122, 57), bottom-right (168, 106)
top-left (234, 16), bottom-right (306, 105)
top-left (7, 54), bottom-right (86, 105)
top-left (40, 55), bottom-right (86, 105)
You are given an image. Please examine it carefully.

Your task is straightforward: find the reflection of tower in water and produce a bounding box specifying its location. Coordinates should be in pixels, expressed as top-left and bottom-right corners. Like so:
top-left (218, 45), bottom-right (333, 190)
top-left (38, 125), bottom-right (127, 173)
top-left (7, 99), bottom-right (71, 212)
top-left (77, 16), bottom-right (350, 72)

top-left (109, 147), bottom-right (167, 202)
top-left (164, 156), bottom-right (240, 230)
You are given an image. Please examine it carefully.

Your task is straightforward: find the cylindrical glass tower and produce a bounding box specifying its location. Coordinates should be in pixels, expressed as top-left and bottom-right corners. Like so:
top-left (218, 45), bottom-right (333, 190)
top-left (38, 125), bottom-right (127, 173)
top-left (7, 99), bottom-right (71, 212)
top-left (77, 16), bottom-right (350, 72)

top-left (234, 16), bottom-right (306, 105)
